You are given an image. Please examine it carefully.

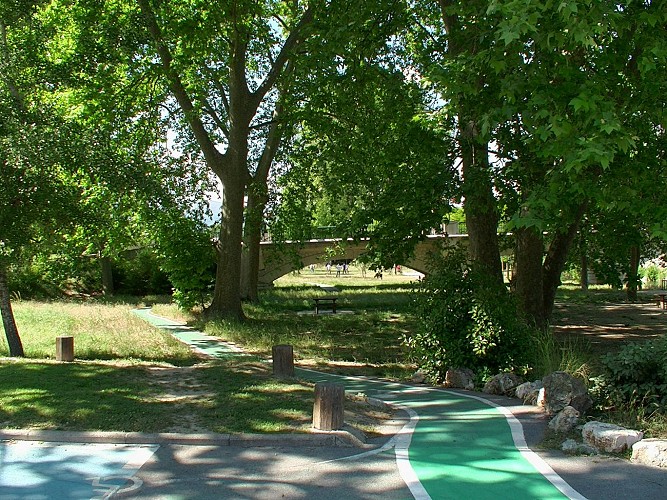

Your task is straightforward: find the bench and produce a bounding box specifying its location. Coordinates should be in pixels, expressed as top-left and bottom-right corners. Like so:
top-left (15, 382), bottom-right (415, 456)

top-left (656, 294), bottom-right (667, 310)
top-left (313, 297), bottom-right (337, 314)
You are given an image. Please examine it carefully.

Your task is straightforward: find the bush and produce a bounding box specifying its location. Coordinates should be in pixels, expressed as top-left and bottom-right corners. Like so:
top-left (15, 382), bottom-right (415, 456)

top-left (113, 248), bottom-right (172, 296)
top-left (152, 215), bottom-right (216, 310)
top-left (640, 264), bottom-right (666, 288)
top-left (594, 336), bottom-right (667, 411)
top-left (8, 253), bottom-right (100, 299)
top-left (405, 250), bottom-right (532, 383)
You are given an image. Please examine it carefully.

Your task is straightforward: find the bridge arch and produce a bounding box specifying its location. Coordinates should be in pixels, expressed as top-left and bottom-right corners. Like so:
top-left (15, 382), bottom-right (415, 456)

top-left (257, 235), bottom-right (468, 287)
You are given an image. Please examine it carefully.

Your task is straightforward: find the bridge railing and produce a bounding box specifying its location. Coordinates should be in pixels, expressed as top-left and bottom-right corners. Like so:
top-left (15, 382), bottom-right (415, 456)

top-left (262, 221), bottom-right (478, 243)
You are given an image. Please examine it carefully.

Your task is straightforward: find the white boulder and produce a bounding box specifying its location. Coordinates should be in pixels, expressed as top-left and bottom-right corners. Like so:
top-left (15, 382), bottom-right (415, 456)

top-left (582, 421), bottom-right (644, 453)
top-left (631, 439), bottom-right (667, 468)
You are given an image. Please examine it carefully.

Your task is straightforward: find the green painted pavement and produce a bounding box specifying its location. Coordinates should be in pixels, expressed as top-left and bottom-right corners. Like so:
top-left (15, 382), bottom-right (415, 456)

top-left (133, 309), bottom-right (586, 500)
top-left (298, 369), bottom-right (582, 500)
top-left (132, 308), bottom-right (252, 360)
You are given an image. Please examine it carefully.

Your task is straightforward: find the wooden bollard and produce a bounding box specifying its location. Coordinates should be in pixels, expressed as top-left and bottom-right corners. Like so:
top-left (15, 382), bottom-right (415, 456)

top-left (272, 344), bottom-right (294, 378)
top-left (56, 336), bottom-right (74, 362)
top-left (313, 382), bottom-right (344, 431)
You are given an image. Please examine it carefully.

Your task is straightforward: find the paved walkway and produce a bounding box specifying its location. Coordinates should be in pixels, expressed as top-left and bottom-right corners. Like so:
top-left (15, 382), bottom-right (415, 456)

top-left (0, 441), bottom-right (158, 499)
top-left (132, 309), bottom-right (582, 499)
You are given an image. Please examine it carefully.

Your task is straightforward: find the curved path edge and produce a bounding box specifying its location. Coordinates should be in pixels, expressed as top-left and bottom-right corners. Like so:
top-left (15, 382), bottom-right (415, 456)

top-left (133, 308), bottom-right (587, 499)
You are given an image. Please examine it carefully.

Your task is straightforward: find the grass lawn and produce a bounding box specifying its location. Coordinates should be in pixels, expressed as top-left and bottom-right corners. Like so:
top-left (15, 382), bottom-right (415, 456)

top-left (2, 270), bottom-right (665, 438)
top-left (0, 271), bottom-right (417, 433)
top-left (0, 358), bottom-right (176, 432)
top-left (155, 267), bottom-right (421, 375)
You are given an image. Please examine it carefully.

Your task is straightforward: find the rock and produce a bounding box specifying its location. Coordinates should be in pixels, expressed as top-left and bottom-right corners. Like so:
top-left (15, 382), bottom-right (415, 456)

top-left (548, 406), bottom-right (580, 433)
top-left (444, 368), bottom-right (475, 390)
top-left (516, 380), bottom-right (543, 404)
top-left (411, 371), bottom-right (426, 384)
top-left (536, 387), bottom-right (546, 410)
top-left (582, 421), bottom-right (644, 453)
top-left (561, 438), bottom-right (578, 453)
top-left (562, 439), bottom-right (597, 455)
top-left (542, 371), bottom-right (592, 415)
top-left (631, 439), bottom-right (667, 468)
top-left (483, 372), bottom-right (524, 396)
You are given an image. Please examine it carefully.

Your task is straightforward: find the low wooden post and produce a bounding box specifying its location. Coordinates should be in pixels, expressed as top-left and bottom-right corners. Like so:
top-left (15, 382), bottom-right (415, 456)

top-left (313, 382), bottom-right (344, 431)
top-left (56, 336), bottom-right (74, 362)
top-left (272, 344), bottom-right (294, 378)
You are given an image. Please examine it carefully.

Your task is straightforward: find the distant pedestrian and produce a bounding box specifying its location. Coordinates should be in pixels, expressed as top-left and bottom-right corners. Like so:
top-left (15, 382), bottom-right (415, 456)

top-left (326, 262), bottom-right (331, 274)
top-left (336, 264), bottom-right (342, 277)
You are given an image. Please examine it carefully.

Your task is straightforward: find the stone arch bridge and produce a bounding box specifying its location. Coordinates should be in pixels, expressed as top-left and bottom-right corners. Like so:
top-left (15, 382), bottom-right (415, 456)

top-left (258, 234), bottom-right (471, 287)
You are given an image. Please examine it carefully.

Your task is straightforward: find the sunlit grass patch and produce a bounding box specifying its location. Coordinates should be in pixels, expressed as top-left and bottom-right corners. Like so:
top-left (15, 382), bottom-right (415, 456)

top-left (193, 360), bottom-right (313, 433)
top-left (0, 359), bottom-right (175, 432)
top-left (4, 301), bottom-right (198, 364)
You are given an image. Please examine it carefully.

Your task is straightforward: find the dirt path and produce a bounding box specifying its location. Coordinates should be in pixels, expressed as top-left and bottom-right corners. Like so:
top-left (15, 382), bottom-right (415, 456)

top-left (551, 298), bottom-right (667, 355)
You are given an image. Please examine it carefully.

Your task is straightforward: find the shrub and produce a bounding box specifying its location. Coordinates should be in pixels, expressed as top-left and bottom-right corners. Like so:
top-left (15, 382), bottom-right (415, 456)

top-left (8, 253), bottom-right (99, 298)
top-left (405, 250), bottom-right (532, 383)
top-left (152, 215), bottom-right (216, 310)
top-left (640, 264), bottom-right (665, 288)
top-left (113, 248), bottom-right (172, 296)
top-left (595, 337), bottom-right (667, 410)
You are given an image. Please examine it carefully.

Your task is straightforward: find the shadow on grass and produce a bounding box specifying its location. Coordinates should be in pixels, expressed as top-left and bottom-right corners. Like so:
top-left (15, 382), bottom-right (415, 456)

top-left (203, 312), bottom-right (412, 365)
top-left (194, 361), bottom-right (313, 433)
top-left (69, 349), bottom-right (200, 366)
top-left (0, 358), bottom-right (320, 435)
top-left (252, 284), bottom-right (415, 315)
top-left (0, 362), bottom-right (175, 432)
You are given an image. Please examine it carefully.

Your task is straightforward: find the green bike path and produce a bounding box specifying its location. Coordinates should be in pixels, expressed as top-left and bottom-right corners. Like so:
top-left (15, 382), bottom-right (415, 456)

top-left (133, 308), bottom-right (586, 500)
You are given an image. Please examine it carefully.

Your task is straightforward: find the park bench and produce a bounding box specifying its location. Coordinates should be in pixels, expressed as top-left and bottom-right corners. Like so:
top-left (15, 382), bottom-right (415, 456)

top-left (313, 297), bottom-right (337, 314)
top-left (656, 293), bottom-right (667, 310)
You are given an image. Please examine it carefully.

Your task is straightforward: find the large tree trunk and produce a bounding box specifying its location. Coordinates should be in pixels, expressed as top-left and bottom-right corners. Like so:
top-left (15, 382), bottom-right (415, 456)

top-left (461, 130), bottom-right (503, 283)
top-left (100, 256), bottom-right (114, 296)
top-left (439, 2), bottom-right (503, 283)
top-left (0, 266), bottom-right (24, 357)
top-left (240, 184), bottom-right (265, 302)
top-left (209, 170), bottom-right (246, 320)
top-left (541, 203), bottom-right (587, 321)
top-left (207, 122), bottom-right (248, 319)
top-left (627, 244), bottom-right (640, 302)
top-left (514, 226), bottom-right (546, 329)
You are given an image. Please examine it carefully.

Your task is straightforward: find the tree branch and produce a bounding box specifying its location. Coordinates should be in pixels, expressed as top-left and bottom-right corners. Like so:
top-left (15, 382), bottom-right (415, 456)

top-left (0, 20), bottom-right (28, 115)
top-left (249, 118), bottom-right (278, 131)
top-left (254, 99), bottom-right (285, 184)
top-left (204, 65), bottom-right (231, 115)
top-left (252, 5), bottom-right (315, 107)
top-left (137, 0), bottom-right (223, 170)
top-left (202, 98), bottom-right (230, 138)
top-left (272, 14), bottom-right (289, 31)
